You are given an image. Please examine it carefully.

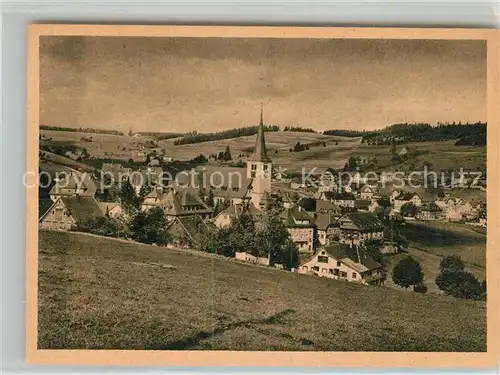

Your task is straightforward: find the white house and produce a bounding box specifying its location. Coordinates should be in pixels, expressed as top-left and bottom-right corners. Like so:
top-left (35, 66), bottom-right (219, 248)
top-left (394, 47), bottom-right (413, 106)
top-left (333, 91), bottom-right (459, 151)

top-left (299, 243), bottom-right (382, 285)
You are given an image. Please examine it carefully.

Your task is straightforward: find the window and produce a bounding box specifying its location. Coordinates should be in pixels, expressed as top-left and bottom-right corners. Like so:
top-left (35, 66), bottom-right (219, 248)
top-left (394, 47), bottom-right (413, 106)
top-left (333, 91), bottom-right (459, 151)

top-left (321, 268), bottom-right (327, 273)
top-left (318, 256), bottom-right (329, 263)
top-left (221, 186), bottom-right (227, 191)
top-left (263, 164), bottom-right (269, 171)
top-left (302, 266), bottom-right (308, 271)
top-left (232, 187), bottom-right (239, 192)
top-left (251, 164), bottom-right (257, 171)
top-left (340, 271), bottom-right (348, 278)
top-left (352, 272), bottom-right (357, 279)
top-left (336, 261), bottom-right (342, 267)
top-left (312, 266), bottom-right (319, 272)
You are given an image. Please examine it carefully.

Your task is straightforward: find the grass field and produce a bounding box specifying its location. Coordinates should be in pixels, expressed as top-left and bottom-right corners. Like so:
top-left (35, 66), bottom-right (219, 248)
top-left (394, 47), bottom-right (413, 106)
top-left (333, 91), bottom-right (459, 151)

top-left (384, 221), bottom-right (486, 294)
top-left (40, 129), bottom-right (360, 173)
top-left (38, 230), bottom-right (486, 351)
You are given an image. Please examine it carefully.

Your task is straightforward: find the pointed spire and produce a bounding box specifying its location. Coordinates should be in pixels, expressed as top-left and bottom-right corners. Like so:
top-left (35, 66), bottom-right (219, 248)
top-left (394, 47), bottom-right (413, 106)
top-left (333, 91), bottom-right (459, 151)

top-left (249, 102), bottom-right (271, 162)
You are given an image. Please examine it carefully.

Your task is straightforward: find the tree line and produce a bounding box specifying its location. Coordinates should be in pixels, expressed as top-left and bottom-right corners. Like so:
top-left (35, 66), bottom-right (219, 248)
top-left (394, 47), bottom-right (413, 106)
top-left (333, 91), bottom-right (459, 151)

top-left (40, 125), bottom-right (124, 135)
top-left (173, 125), bottom-right (280, 145)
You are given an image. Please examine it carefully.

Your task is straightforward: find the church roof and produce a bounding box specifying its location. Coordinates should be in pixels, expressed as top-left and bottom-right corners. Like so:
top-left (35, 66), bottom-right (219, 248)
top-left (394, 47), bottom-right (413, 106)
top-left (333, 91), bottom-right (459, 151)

top-left (248, 106), bottom-right (271, 163)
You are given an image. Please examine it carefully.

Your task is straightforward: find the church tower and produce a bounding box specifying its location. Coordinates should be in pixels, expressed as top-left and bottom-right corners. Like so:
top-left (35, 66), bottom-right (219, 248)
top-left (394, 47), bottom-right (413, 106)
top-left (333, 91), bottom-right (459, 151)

top-left (247, 104), bottom-right (272, 209)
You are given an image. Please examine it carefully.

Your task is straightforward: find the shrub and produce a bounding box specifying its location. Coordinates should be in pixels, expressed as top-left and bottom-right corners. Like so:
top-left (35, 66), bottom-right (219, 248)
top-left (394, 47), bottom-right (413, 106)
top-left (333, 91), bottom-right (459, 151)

top-left (392, 256), bottom-right (424, 289)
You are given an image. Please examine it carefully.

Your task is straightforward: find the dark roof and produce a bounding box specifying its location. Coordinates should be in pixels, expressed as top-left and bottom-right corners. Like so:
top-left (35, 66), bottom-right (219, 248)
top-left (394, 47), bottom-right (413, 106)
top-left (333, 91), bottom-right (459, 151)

top-left (167, 214), bottom-right (215, 245)
top-left (340, 212), bottom-right (384, 231)
top-left (301, 242), bottom-right (381, 272)
top-left (281, 207), bottom-right (314, 228)
top-left (248, 107), bottom-right (271, 163)
top-left (354, 199), bottom-right (371, 209)
top-left (217, 203), bottom-right (262, 220)
top-left (323, 243), bottom-right (381, 272)
top-left (420, 202), bottom-right (442, 212)
top-left (61, 196), bottom-right (103, 222)
top-left (314, 212), bottom-right (339, 231)
top-left (315, 199), bottom-right (337, 212)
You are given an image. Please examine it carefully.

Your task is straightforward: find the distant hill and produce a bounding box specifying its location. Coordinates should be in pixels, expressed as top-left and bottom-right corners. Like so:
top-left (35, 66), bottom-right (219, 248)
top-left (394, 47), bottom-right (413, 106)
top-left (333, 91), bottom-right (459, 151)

top-left (323, 122), bottom-right (486, 145)
top-left (40, 125), bottom-right (124, 136)
top-left (38, 230), bottom-right (486, 351)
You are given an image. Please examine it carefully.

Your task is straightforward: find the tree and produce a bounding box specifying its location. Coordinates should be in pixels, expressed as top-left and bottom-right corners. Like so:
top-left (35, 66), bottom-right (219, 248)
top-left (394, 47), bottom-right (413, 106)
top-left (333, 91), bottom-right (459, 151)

top-left (363, 239), bottom-right (383, 263)
top-left (129, 207), bottom-right (170, 245)
top-left (120, 177), bottom-right (140, 211)
top-left (206, 189), bottom-right (215, 208)
top-left (436, 270), bottom-right (484, 300)
top-left (392, 256), bottom-right (424, 289)
top-left (400, 202), bottom-right (418, 217)
top-left (223, 145), bottom-right (232, 161)
top-left (139, 183), bottom-right (153, 199)
top-left (439, 255), bottom-right (465, 272)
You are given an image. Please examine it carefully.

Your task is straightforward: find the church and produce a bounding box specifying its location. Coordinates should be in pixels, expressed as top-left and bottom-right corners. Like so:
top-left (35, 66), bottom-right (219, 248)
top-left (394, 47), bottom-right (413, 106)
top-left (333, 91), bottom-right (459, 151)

top-left (192, 105), bottom-right (274, 211)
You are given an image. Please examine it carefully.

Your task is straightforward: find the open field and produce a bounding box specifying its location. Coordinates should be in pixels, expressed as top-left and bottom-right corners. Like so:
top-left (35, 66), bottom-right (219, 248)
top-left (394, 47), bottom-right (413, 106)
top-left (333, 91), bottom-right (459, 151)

top-left (38, 230), bottom-right (486, 351)
top-left (353, 140), bottom-right (486, 172)
top-left (40, 129), bottom-right (360, 173)
top-left (385, 221), bottom-right (486, 294)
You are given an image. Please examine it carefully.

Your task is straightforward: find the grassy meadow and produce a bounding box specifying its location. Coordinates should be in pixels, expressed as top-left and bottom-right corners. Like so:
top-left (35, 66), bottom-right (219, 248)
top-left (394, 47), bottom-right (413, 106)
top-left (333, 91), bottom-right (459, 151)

top-left (384, 221), bottom-right (486, 294)
top-left (38, 230), bottom-right (486, 351)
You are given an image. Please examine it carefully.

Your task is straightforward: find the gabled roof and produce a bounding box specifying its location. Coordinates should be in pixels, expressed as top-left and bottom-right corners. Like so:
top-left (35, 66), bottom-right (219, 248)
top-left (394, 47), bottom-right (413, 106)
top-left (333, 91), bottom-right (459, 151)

top-left (39, 198), bottom-right (54, 219)
top-left (193, 166), bottom-right (252, 199)
top-left (340, 212), bottom-right (384, 231)
top-left (281, 207), bottom-right (314, 228)
top-left (61, 196), bottom-right (103, 222)
top-left (217, 202), bottom-right (262, 220)
top-left (97, 201), bottom-right (122, 215)
top-left (315, 199), bottom-right (337, 212)
top-left (167, 214), bottom-right (215, 245)
top-left (314, 212), bottom-right (339, 231)
top-left (420, 202), bottom-right (442, 212)
top-left (248, 106), bottom-right (271, 163)
top-left (301, 243), bottom-right (381, 272)
top-left (354, 199), bottom-right (371, 209)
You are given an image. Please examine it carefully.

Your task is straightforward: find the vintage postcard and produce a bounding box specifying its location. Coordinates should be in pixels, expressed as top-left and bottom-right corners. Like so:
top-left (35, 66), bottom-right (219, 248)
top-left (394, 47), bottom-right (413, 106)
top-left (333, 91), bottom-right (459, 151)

top-left (26, 25), bottom-right (499, 367)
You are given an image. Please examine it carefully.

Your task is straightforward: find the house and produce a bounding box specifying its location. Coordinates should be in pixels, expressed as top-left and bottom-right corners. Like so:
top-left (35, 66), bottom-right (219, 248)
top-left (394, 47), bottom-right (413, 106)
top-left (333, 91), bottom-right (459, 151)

top-left (314, 212), bottom-right (340, 246)
top-left (281, 207), bottom-right (315, 253)
top-left (141, 187), bottom-right (213, 219)
top-left (392, 191), bottom-right (423, 211)
top-left (162, 156), bottom-right (173, 163)
top-left (49, 171), bottom-right (97, 201)
top-left (315, 199), bottom-right (338, 213)
top-left (354, 199), bottom-right (371, 212)
top-left (39, 196), bottom-right (103, 230)
top-left (166, 214), bottom-right (215, 247)
top-left (359, 185), bottom-right (377, 200)
top-left (417, 202), bottom-right (442, 221)
top-left (298, 243), bottom-right (382, 285)
top-left (235, 251), bottom-right (270, 266)
top-left (148, 158), bottom-right (161, 167)
top-left (214, 202), bottom-right (262, 229)
top-left (338, 212), bottom-right (385, 245)
top-left (325, 192), bottom-right (356, 208)
top-left (97, 201), bottom-right (125, 219)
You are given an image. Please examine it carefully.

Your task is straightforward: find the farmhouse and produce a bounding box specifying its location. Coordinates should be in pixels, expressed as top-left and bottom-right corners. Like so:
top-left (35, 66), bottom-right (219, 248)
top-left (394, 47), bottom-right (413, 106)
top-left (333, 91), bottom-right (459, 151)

top-left (97, 201), bottom-right (125, 219)
top-left (338, 212), bottom-right (384, 245)
top-left (39, 196), bottom-right (103, 230)
top-left (49, 171), bottom-right (97, 201)
top-left (417, 202), bottom-right (442, 221)
top-left (299, 243), bottom-right (382, 285)
top-left (324, 192), bottom-right (356, 208)
top-left (281, 207), bottom-right (315, 253)
top-left (141, 187), bottom-right (213, 219)
top-left (392, 191), bottom-right (423, 211)
top-left (214, 202), bottom-right (262, 229)
top-left (314, 212), bottom-right (340, 246)
top-left (166, 214), bottom-right (215, 247)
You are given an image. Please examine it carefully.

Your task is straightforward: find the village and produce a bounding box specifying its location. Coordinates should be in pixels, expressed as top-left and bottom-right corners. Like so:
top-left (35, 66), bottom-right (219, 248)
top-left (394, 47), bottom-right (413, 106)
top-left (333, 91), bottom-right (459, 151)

top-left (38, 108), bottom-right (487, 295)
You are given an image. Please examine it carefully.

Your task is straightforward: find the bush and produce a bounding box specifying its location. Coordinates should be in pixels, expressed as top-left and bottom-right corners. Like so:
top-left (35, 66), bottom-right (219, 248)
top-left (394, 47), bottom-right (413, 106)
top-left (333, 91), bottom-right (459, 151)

top-left (439, 255), bottom-right (464, 272)
top-left (436, 269), bottom-right (485, 300)
top-left (76, 216), bottom-right (130, 238)
top-left (413, 282), bottom-right (427, 294)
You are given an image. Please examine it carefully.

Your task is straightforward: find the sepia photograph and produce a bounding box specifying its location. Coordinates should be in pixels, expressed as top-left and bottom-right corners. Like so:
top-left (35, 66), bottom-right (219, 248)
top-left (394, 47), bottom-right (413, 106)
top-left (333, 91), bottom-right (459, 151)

top-left (26, 25), bottom-right (499, 367)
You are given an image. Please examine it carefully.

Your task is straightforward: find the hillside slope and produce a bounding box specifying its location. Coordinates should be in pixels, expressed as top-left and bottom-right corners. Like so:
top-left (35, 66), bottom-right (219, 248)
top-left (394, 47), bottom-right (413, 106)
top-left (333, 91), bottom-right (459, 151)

top-left (38, 230), bottom-right (486, 351)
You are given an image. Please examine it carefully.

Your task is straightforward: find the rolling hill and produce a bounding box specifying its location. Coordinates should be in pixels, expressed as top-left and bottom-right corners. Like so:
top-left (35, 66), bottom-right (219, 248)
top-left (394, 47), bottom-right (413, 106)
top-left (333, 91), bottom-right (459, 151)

top-left (38, 230), bottom-right (486, 351)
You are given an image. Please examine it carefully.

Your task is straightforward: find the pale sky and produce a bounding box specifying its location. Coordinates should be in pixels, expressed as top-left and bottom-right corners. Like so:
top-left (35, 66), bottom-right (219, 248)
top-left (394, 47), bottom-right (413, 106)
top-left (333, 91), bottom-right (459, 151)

top-left (40, 36), bottom-right (486, 133)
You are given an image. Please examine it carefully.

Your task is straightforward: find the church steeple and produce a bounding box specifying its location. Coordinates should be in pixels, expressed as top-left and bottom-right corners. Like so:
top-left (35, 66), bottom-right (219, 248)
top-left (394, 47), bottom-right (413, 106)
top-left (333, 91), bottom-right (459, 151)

top-left (249, 103), bottom-right (271, 163)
